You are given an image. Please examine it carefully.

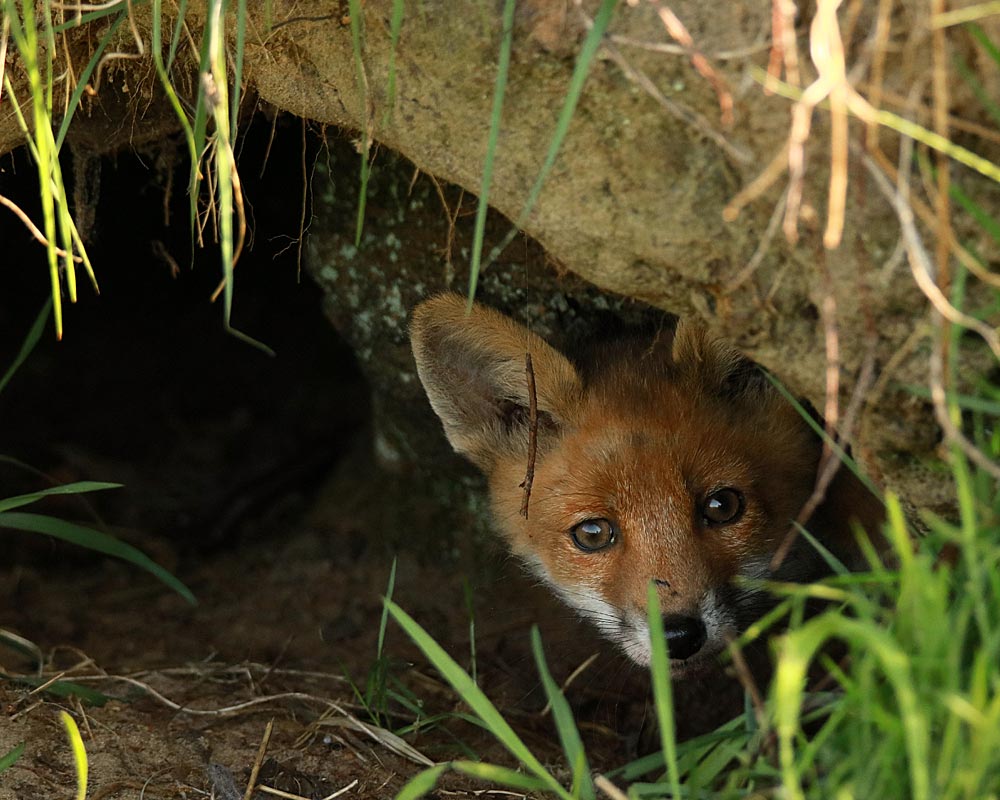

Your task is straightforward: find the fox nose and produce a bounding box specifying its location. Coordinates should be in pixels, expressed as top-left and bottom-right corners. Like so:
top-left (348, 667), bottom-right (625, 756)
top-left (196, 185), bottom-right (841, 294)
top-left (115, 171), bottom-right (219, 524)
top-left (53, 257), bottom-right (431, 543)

top-left (661, 615), bottom-right (707, 661)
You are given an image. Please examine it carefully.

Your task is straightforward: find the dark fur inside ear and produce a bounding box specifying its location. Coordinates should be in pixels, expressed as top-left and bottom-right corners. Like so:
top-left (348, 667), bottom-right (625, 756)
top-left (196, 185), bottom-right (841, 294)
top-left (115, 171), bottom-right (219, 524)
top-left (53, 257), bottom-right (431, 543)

top-left (672, 320), bottom-right (774, 402)
top-left (410, 293), bottom-right (582, 470)
top-left (719, 356), bottom-right (771, 399)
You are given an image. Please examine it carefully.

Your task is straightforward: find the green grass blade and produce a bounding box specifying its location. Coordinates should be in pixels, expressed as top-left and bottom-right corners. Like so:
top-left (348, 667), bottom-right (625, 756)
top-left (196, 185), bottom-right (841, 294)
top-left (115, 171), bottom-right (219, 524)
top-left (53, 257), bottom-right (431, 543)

top-left (948, 182), bottom-right (1000, 247)
top-left (377, 557), bottom-right (398, 658)
top-left (230, 0), bottom-right (247, 143)
top-left (953, 50), bottom-right (1000, 128)
top-left (968, 22), bottom-right (1000, 68)
top-left (794, 522), bottom-right (850, 576)
top-left (58, 710), bottom-right (88, 800)
top-left (0, 742), bottom-right (25, 773)
top-left (466, 0), bottom-right (516, 305)
top-left (646, 584), bottom-right (682, 798)
top-left (166, 0), bottom-right (189, 70)
top-left (152, 0), bottom-right (199, 177)
top-left (0, 297), bottom-right (51, 394)
top-left (765, 372), bottom-right (882, 499)
top-left (3, 3), bottom-right (62, 337)
top-left (472, 0), bottom-right (619, 294)
top-left (8, 675), bottom-right (110, 706)
top-left (462, 578), bottom-right (478, 684)
top-left (55, 10), bottom-right (127, 151)
top-left (386, 601), bottom-right (570, 799)
top-left (452, 760), bottom-right (554, 792)
top-left (774, 615), bottom-right (930, 800)
top-left (188, 0), bottom-right (215, 234)
top-left (0, 511), bottom-right (196, 604)
top-left (394, 763), bottom-right (449, 800)
top-left (382, 0), bottom-right (405, 128)
top-left (0, 481), bottom-right (122, 513)
top-left (530, 626), bottom-right (594, 800)
top-left (348, 0), bottom-right (371, 246)
top-left (51, 0), bottom-right (142, 32)
top-left (904, 383), bottom-right (1000, 416)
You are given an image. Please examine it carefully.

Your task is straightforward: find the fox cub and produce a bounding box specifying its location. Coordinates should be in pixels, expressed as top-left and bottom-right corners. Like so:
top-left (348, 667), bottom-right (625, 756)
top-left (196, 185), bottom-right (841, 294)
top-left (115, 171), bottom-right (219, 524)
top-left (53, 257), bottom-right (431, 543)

top-left (410, 294), bottom-right (883, 674)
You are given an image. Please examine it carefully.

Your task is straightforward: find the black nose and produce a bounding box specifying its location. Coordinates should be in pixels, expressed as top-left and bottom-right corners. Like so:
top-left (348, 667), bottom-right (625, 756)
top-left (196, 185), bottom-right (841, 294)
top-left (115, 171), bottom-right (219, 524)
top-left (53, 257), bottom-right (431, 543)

top-left (661, 615), bottom-right (707, 661)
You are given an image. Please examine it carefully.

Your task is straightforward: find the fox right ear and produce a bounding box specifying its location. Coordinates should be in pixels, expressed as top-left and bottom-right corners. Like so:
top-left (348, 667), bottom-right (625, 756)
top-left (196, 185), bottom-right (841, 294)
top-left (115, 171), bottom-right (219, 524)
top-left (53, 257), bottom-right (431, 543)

top-left (410, 294), bottom-right (582, 470)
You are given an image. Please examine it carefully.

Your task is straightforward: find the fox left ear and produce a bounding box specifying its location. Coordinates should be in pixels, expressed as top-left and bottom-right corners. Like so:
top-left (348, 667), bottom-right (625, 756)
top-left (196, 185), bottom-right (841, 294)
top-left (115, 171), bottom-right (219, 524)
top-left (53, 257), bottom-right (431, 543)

top-left (670, 319), bottom-right (770, 399)
top-left (410, 294), bottom-right (583, 471)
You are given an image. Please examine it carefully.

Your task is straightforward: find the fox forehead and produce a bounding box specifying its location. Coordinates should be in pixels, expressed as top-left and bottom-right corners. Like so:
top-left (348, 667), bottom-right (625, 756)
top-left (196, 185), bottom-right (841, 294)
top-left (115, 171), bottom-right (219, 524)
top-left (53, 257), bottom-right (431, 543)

top-left (491, 375), bottom-right (817, 585)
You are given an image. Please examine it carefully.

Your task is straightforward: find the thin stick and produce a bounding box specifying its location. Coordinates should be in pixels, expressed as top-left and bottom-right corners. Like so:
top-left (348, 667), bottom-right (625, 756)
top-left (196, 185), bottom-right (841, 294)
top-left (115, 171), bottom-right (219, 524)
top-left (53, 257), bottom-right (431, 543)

top-left (931, 0), bottom-right (952, 296)
top-left (594, 775), bottom-right (629, 800)
top-left (0, 194), bottom-right (82, 261)
top-left (863, 143), bottom-right (1000, 480)
top-left (647, 1), bottom-right (734, 126)
top-left (582, 16), bottom-right (752, 164)
top-left (726, 639), bottom-right (766, 728)
top-left (539, 652), bottom-right (599, 717)
top-left (243, 718), bottom-right (274, 800)
top-left (520, 352), bottom-right (538, 519)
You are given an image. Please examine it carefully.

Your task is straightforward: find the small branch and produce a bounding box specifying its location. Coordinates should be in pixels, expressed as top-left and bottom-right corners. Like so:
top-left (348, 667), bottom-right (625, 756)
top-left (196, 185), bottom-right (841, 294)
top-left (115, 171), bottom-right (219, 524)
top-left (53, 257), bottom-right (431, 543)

top-left (726, 638), bottom-right (766, 729)
top-left (520, 352), bottom-right (538, 519)
top-left (243, 719), bottom-right (274, 800)
top-left (0, 193), bottom-right (83, 262)
top-left (577, 6), bottom-right (752, 165)
top-left (646, 1), bottom-right (734, 126)
top-left (862, 141), bottom-right (1000, 481)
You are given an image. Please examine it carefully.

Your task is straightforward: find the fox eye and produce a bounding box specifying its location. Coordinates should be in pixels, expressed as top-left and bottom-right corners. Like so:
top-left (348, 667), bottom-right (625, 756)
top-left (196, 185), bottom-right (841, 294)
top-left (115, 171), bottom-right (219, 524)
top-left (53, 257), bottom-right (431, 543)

top-left (702, 488), bottom-right (744, 526)
top-left (570, 518), bottom-right (617, 552)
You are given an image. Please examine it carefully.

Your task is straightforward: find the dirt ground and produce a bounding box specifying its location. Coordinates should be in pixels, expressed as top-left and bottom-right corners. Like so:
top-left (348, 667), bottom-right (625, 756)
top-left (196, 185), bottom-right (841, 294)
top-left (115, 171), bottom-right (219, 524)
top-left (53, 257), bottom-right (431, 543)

top-left (0, 120), bottom-right (747, 799)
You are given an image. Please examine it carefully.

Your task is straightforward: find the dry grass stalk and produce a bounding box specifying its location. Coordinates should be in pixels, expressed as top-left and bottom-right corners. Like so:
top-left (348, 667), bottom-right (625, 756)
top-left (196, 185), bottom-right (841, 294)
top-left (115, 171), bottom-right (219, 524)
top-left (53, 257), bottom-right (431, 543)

top-left (863, 144), bottom-right (1000, 481)
top-left (646, 1), bottom-right (734, 126)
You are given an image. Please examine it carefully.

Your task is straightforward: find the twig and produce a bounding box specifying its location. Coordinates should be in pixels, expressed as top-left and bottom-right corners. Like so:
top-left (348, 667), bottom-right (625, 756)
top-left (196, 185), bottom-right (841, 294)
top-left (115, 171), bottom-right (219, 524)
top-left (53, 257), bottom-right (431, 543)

top-left (0, 193), bottom-right (83, 261)
top-left (783, 0), bottom-right (851, 246)
top-left (243, 719), bottom-right (274, 800)
top-left (594, 775), bottom-right (629, 800)
top-left (520, 353), bottom-right (538, 519)
top-left (864, 0), bottom-right (894, 155)
top-left (607, 33), bottom-right (770, 61)
top-left (428, 174), bottom-right (464, 273)
top-left (931, 0), bottom-right (952, 298)
top-left (726, 639), bottom-right (766, 728)
top-left (862, 141), bottom-right (1000, 480)
top-left (774, 0), bottom-right (801, 89)
top-left (598, 36), bottom-right (752, 164)
top-left (866, 146), bottom-right (1000, 288)
top-left (576, 7), bottom-right (752, 164)
top-left (771, 342), bottom-right (878, 571)
top-left (297, 117), bottom-right (308, 280)
top-left (724, 187), bottom-right (787, 292)
top-left (539, 652), bottom-right (599, 717)
top-left (861, 156), bottom-right (1000, 361)
top-left (722, 143), bottom-right (789, 221)
top-left (646, 1), bottom-right (734, 126)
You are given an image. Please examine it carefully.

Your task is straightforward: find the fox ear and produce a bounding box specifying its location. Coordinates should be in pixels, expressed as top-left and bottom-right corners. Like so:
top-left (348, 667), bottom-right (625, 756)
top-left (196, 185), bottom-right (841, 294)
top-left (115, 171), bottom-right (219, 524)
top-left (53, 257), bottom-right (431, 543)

top-left (670, 319), bottom-right (770, 399)
top-left (410, 294), bottom-right (582, 470)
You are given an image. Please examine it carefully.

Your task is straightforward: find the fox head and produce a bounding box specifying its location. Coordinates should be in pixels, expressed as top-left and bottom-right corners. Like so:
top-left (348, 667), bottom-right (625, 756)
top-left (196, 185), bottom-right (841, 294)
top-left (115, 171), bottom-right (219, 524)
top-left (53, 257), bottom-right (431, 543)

top-left (410, 294), bottom-right (884, 674)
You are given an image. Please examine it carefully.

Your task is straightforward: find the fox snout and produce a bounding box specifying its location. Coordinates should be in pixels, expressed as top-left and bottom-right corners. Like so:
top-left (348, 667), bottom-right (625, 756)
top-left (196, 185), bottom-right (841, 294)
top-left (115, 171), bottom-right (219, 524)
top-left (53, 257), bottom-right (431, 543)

top-left (660, 614), bottom-right (708, 661)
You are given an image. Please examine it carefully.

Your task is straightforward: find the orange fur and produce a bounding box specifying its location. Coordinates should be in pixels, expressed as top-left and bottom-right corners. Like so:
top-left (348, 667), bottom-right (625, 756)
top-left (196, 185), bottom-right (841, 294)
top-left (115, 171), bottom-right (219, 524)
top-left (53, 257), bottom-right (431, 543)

top-left (411, 294), bottom-right (884, 672)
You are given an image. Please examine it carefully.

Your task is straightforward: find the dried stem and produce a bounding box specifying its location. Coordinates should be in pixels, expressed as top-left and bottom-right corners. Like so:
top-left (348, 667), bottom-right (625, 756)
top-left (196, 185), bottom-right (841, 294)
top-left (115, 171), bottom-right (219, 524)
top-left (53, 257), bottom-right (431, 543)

top-left (520, 352), bottom-right (539, 519)
top-left (646, 1), bottom-right (734, 126)
top-left (862, 143), bottom-right (1000, 480)
top-left (0, 193), bottom-right (83, 261)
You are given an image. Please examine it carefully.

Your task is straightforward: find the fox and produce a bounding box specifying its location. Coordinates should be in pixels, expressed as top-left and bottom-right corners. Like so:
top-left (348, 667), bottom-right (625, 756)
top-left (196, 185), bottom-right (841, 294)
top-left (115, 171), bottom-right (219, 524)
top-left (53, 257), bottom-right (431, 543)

top-left (409, 293), bottom-right (885, 675)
